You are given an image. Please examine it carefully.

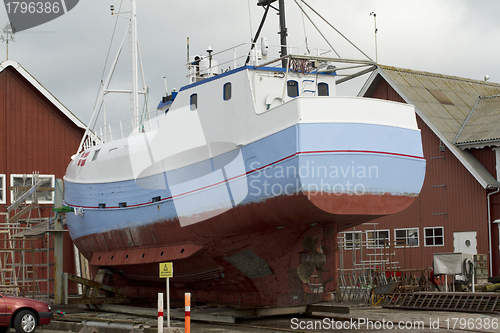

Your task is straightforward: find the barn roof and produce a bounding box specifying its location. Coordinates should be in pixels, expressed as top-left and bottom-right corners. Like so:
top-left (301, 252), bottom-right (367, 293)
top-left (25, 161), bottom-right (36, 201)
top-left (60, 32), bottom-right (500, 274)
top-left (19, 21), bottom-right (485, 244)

top-left (360, 65), bottom-right (500, 189)
top-left (0, 60), bottom-right (86, 130)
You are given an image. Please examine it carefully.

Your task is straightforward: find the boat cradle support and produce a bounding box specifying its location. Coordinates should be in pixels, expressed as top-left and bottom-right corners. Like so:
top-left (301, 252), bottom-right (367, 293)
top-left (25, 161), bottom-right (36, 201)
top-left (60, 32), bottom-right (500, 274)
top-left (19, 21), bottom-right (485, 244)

top-left (63, 269), bottom-right (128, 309)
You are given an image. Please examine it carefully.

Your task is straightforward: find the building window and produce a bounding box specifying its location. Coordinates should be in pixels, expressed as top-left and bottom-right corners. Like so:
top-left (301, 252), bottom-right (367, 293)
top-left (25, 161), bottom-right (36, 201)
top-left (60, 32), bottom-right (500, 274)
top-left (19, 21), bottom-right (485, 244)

top-left (318, 82), bottom-right (329, 96)
top-left (366, 229), bottom-right (390, 248)
top-left (0, 174), bottom-right (5, 204)
top-left (342, 231), bottom-right (362, 249)
top-left (190, 93), bottom-right (198, 111)
top-left (10, 174), bottom-right (55, 204)
top-left (424, 227), bottom-right (444, 247)
top-left (287, 80), bottom-right (299, 97)
top-left (223, 82), bottom-right (232, 101)
top-left (395, 228), bottom-right (419, 247)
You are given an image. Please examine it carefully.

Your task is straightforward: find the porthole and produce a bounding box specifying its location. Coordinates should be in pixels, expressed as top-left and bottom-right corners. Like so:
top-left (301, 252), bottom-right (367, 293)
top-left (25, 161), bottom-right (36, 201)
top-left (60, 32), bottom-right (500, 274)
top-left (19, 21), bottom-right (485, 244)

top-left (160, 251), bottom-right (164, 256)
top-left (318, 82), bottom-right (329, 96)
top-left (287, 80), bottom-right (298, 97)
top-left (190, 93), bottom-right (198, 111)
top-left (223, 82), bottom-right (232, 100)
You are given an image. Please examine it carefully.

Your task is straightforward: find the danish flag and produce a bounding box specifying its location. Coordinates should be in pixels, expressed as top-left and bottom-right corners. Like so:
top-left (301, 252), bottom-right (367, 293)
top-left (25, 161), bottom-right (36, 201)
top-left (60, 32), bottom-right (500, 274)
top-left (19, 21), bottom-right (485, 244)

top-left (77, 152), bottom-right (90, 167)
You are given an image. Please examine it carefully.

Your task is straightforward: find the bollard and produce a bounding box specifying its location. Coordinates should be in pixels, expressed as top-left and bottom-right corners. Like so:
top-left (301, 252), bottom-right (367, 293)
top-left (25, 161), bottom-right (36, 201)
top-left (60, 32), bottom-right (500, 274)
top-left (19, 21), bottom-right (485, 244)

top-left (185, 292), bottom-right (191, 333)
top-left (158, 293), bottom-right (163, 333)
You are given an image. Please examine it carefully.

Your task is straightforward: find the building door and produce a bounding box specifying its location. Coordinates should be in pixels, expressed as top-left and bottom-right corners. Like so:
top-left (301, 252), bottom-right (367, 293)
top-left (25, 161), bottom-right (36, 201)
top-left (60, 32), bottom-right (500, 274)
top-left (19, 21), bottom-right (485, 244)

top-left (453, 231), bottom-right (477, 255)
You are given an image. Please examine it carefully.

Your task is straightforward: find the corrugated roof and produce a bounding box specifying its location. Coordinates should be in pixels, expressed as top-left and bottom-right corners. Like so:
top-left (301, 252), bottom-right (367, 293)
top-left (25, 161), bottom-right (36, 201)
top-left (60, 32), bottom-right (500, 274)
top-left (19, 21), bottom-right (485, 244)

top-left (454, 95), bottom-right (500, 147)
top-left (360, 65), bottom-right (500, 189)
top-left (378, 65), bottom-right (500, 144)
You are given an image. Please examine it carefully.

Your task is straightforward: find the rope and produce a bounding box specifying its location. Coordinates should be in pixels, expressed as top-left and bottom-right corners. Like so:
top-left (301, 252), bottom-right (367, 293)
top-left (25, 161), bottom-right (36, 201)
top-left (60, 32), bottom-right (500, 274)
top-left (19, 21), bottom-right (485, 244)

top-left (91, 0), bottom-right (124, 130)
top-left (300, 0), bottom-right (373, 61)
top-left (292, 0), bottom-right (340, 57)
top-left (299, 0), bottom-right (310, 54)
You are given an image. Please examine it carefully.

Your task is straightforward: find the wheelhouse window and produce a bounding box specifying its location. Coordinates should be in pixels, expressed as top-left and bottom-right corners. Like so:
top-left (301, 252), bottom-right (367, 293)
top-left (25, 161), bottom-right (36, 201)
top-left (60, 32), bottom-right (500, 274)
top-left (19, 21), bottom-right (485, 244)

top-left (318, 82), bottom-right (329, 96)
top-left (366, 229), bottom-right (389, 249)
top-left (223, 82), bottom-right (232, 101)
top-left (190, 93), bottom-right (198, 111)
top-left (10, 174), bottom-right (55, 204)
top-left (342, 231), bottom-right (362, 250)
top-left (0, 174), bottom-right (5, 204)
top-left (424, 227), bottom-right (444, 247)
top-left (92, 149), bottom-right (101, 161)
top-left (287, 80), bottom-right (299, 97)
top-left (395, 228), bottom-right (419, 247)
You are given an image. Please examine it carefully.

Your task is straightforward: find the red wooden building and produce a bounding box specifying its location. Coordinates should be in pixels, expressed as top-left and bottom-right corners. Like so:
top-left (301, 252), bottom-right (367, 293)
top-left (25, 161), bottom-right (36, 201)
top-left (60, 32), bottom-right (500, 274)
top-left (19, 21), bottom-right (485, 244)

top-left (0, 60), bottom-right (85, 294)
top-left (340, 65), bottom-right (500, 279)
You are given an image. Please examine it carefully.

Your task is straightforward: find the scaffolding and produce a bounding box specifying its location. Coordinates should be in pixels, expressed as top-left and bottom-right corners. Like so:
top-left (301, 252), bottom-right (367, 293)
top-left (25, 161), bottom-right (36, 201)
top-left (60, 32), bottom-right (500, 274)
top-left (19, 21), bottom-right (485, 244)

top-left (336, 224), bottom-right (396, 302)
top-left (336, 223), bottom-right (429, 303)
top-left (0, 173), bottom-right (54, 301)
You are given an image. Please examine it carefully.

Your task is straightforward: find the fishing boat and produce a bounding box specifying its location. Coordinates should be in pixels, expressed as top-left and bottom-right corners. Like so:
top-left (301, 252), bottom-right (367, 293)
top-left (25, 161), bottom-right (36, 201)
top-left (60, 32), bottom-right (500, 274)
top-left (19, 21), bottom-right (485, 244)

top-left (64, 0), bottom-right (425, 306)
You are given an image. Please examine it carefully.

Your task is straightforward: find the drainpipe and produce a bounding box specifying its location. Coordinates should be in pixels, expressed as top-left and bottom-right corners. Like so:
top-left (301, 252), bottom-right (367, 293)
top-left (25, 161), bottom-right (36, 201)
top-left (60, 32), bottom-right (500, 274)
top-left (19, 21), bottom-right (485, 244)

top-left (487, 188), bottom-right (499, 277)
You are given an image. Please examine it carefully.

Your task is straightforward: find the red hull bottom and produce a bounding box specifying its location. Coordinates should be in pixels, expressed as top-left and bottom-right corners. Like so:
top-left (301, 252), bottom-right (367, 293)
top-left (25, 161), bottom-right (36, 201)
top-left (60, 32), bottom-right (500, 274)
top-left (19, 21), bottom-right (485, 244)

top-left (74, 192), bottom-right (416, 306)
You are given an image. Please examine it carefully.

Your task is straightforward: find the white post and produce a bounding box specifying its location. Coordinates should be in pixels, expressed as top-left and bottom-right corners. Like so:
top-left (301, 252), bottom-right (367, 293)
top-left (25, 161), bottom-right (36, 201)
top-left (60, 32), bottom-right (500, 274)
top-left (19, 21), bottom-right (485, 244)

top-left (166, 278), bottom-right (170, 328)
top-left (73, 245), bottom-right (82, 295)
top-left (472, 268), bottom-right (475, 293)
top-left (158, 293), bottom-right (163, 333)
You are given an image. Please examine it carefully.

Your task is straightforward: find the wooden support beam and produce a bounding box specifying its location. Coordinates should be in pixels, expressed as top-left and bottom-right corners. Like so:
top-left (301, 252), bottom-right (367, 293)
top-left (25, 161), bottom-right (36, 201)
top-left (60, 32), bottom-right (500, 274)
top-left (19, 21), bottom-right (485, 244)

top-left (65, 273), bottom-right (128, 306)
top-left (9, 202), bottom-right (36, 223)
top-left (7, 180), bottom-right (42, 213)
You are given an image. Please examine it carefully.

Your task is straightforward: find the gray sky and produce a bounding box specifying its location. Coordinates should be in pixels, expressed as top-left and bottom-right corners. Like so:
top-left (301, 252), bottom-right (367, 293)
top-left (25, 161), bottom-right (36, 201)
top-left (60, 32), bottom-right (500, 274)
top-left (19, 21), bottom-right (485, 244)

top-left (1, 0), bottom-right (499, 126)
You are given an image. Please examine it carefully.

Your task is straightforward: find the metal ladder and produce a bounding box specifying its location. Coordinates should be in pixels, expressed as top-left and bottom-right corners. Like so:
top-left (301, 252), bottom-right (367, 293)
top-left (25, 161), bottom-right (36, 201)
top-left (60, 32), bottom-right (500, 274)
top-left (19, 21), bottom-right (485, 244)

top-left (302, 79), bottom-right (316, 95)
top-left (383, 292), bottom-right (500, 314)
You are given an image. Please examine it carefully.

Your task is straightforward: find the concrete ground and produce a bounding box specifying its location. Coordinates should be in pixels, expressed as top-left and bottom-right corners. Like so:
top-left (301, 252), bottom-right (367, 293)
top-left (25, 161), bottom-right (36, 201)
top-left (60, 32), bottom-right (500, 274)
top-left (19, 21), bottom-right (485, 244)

top-left (30, 302), bottom-right (500, 333)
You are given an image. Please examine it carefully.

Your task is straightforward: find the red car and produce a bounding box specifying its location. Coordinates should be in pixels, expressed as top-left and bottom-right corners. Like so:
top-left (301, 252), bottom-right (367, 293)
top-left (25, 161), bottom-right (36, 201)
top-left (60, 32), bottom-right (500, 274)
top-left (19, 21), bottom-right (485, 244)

top-left (0, 294), bottom-right (53, 333)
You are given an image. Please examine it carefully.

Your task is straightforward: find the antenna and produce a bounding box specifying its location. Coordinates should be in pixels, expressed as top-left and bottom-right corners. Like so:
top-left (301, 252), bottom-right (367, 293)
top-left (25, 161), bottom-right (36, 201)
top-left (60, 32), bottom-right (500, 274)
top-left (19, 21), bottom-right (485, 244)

top-left (370, 12), bottom-right (378, 63)
top-left (0, 24), bottom-right (15, 60)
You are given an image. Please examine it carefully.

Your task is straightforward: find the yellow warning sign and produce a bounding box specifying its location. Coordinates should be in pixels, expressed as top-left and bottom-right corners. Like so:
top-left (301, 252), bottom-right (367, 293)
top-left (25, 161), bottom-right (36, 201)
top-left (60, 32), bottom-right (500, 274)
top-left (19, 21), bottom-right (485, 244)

top-left (159, 262), bottom-right (173, 278)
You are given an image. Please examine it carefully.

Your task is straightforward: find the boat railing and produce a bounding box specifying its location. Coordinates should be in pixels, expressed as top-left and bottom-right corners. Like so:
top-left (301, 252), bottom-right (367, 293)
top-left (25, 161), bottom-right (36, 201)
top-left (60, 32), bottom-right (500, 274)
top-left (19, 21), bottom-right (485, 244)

top-left (186, 42), bottom-right (335, 82)
top-left (186, 41), bottom-right (369, 84)
top-left (82, 109), bottom-right (165, 149)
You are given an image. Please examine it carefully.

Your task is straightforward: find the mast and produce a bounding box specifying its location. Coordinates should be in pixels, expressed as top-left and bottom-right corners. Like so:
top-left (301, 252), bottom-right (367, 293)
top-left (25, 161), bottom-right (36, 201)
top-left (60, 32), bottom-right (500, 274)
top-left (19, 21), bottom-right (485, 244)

top-left (75, 0), bottom-right (148, 153)
top-left (131, 0), bottom-right (139, 127)
top-left (256, 0), bottom-right (288, 68)
top-left (278, 0), bottom-right (288, 68)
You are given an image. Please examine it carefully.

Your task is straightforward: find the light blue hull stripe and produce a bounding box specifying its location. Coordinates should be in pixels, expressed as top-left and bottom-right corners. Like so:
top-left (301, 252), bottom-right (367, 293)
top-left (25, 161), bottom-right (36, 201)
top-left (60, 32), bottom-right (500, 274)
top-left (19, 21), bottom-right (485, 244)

top-left (65, 123), bottom-right (425, 239)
